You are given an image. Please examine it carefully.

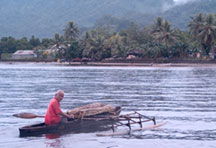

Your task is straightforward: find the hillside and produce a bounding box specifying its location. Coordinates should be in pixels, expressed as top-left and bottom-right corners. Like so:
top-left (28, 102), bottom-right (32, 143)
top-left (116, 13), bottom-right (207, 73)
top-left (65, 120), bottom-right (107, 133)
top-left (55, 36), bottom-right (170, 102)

top-left (0, 0), bottom-right (172, 38)
top-left (0, 0), bottom-right (215, 38)
top-left (163, 0), bottom-right (216, 30)
top-left (94, 0), bottom-right (216, 32)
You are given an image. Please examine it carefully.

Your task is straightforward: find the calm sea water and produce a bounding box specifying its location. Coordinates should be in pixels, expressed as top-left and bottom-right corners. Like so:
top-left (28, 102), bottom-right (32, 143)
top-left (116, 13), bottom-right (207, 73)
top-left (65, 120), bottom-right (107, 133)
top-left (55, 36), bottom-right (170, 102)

top-left (0, 63), bottom-right (216, 148)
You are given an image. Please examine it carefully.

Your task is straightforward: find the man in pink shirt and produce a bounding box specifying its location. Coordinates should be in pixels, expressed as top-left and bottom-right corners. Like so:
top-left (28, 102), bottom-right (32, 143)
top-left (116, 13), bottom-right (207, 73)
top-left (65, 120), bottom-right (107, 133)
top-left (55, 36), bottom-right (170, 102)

top-left (45, 90), bottom-right (74, 125)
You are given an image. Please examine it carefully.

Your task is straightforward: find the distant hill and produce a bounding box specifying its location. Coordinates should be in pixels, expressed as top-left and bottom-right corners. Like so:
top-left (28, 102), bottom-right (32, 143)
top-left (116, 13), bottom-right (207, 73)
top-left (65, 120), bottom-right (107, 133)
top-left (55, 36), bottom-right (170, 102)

top-left (94, 0), bottom-right (216, 32)
top-left (163, 0), bottom-right (216, 30)
top-left (0, 0), bottom-right (172, 38)
top-left (0, 0), bottom-right (215, 38)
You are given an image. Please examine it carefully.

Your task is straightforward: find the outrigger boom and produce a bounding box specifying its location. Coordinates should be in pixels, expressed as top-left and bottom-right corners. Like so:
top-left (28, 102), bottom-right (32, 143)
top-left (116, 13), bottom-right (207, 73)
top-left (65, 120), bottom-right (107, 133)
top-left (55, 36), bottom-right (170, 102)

top-left (111, 111), bottom-right (156, 131)
top-left (96, 111), bottom-right (165, 136)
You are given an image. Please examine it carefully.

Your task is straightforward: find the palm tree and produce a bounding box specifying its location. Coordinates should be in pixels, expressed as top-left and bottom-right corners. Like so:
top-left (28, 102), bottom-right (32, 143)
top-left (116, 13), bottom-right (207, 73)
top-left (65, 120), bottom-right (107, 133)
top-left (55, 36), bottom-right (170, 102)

top-left (82, 27), bottom-right (111, 61)
top-left (105, 33), bottom-right (127, 58)
top-left (160, 20), bottom-right (178, 49)
top-left (53, 33), bottom-right (64, 45)
top-left (188, 13), bottom-right (204, 41)
top-left (150, 18), bottom-right (178, 57)
top-left (63, 21), bottom-right (79, 42)
top-left (151, 17), bottom-right (164, 34)
top-left (198, 14), bottom-right (216, 55)
top-left (189, 13), bottom-right (216, 56)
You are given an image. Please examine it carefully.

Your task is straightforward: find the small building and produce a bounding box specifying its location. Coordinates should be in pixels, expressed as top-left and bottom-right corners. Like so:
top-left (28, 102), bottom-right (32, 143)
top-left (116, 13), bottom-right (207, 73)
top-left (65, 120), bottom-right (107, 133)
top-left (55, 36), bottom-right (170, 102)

top-left (126, 54), bottom-right (136, 59)
top-left (46, 44), bottom-right (67, 53)
top-left (44, 44), bottom-right (67, 59)
top-left (12, 50), bottom-right (37, 60)
top-left (126, 49), bottom-right (143, 59)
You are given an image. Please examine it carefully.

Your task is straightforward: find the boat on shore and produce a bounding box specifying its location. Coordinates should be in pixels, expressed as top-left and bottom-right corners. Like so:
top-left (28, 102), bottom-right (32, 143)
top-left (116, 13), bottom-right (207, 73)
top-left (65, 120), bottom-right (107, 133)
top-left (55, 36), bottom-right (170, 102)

top-left (19, 106), bottom-right (122, 137)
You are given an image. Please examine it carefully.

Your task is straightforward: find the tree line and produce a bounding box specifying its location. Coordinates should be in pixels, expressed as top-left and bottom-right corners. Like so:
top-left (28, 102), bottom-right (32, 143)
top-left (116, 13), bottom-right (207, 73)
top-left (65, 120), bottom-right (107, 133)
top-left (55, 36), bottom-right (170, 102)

top-left (0, 13), bottom-right (216, 61)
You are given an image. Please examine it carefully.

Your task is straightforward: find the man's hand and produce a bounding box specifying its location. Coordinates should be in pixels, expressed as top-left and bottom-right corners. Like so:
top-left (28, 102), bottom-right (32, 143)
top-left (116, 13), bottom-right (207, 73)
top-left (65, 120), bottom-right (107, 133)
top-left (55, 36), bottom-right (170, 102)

top-left (60, 111), bottom-right (74, 119)
top-left (69, 114), bottom-right (74, 119)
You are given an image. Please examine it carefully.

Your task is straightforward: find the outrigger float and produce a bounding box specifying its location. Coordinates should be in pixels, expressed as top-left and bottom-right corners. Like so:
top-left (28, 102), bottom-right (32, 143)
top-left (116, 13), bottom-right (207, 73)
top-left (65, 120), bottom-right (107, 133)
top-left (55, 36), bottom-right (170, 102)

top-left (15, 103), bottom-right (165, 137)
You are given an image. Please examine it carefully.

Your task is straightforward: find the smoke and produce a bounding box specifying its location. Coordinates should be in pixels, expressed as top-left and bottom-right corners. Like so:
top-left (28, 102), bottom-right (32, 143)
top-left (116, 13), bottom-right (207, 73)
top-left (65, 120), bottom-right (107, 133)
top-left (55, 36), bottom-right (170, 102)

top-left (162, 0), bottom-right (198, 11)
top-left (173, 0), bottom-right (198, 5)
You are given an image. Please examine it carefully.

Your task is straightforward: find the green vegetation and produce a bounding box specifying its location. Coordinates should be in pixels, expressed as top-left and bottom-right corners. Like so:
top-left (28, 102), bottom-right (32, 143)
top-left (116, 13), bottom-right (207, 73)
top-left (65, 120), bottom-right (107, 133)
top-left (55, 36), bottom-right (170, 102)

top-left (0, 13), bottom-right (216, 62)
top-left (188, 14), bottom-right (216, 56)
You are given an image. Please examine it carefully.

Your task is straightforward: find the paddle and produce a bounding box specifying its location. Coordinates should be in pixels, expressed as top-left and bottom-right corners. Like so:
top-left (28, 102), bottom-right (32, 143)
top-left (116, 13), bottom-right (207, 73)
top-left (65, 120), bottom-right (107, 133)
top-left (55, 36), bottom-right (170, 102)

top-left (13, 113), bottom-right (45, 119)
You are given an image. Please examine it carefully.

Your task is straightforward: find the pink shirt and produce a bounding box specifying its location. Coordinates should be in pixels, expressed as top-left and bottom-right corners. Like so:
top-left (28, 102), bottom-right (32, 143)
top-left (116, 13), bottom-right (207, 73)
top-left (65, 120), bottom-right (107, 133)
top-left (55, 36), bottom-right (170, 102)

top-left (45, 98), bottom-right (62, 125)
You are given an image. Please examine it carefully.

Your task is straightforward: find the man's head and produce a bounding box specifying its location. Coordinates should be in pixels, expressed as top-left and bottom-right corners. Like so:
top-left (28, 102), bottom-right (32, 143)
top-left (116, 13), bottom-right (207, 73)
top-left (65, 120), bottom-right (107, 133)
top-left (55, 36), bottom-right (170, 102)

top-left (55, 90), bottom-right (64, 102)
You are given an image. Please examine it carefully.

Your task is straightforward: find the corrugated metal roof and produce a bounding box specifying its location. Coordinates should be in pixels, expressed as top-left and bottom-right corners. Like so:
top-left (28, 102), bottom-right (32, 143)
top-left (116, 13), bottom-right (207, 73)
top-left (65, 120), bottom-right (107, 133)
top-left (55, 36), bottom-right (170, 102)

top-left (13, 50), bottom-right (35, 55)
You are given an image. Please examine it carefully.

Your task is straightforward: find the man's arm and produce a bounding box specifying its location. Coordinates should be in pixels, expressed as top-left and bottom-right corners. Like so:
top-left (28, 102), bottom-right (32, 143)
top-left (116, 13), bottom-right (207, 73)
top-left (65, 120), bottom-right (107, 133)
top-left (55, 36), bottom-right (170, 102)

top-left (59, 111), bottom-right (74, 119)
top-left (52, 100), bottom-right (74, 119)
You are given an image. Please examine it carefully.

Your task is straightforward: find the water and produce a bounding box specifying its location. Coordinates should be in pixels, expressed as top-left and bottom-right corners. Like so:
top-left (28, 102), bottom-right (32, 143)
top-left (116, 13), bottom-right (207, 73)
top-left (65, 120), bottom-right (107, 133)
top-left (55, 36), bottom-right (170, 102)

top-left (0, 63), bottom-right (216, 148)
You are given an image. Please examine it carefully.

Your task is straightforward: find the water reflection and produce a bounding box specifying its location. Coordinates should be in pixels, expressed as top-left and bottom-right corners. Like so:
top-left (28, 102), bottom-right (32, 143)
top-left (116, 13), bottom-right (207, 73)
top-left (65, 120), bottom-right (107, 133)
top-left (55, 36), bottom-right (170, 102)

top-left (45, 133), bottom-right (63, 148)
top-left (45, 138), bottom-right (63, 148)
top-left (45, 134), bottom-right (61, 139)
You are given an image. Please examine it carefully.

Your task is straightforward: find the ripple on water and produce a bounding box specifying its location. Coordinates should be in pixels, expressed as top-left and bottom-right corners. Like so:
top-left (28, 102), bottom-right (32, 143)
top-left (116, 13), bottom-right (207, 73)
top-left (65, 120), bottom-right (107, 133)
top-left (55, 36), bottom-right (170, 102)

top-left (0, 64), bottom-right (216, 148)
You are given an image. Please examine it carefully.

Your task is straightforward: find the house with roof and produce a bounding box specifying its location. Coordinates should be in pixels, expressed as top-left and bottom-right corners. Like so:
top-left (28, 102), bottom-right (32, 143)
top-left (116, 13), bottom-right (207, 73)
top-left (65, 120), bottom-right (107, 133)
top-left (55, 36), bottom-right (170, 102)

top-left (46, 44), bottom-right (67, 53)
top-left (12, 50), bottom-right (37, 60)
top-left (44, 44), bottom-right (67, 59)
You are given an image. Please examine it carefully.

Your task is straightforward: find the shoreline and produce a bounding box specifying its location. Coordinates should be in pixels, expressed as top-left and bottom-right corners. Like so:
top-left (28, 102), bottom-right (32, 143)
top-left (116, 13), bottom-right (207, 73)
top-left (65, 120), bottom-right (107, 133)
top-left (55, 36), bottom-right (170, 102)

top-left (1, 61), bottom-right (216, 67)
top-left (66, 62), bottom-right (216, 67)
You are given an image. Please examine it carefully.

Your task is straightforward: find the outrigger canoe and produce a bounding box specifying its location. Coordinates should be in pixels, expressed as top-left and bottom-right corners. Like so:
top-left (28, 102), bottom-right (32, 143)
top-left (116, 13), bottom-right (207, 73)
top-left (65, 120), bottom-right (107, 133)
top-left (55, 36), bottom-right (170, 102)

top-left (19, 106), bottom-right (122, 137)
top-left (18, 103), bottom-right (165, 137)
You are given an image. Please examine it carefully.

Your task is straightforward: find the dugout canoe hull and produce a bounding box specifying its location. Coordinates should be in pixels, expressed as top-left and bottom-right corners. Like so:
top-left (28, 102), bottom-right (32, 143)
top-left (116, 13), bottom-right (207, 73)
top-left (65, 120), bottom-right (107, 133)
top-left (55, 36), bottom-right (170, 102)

top-left (19, 107), bottom-right (121, 137)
